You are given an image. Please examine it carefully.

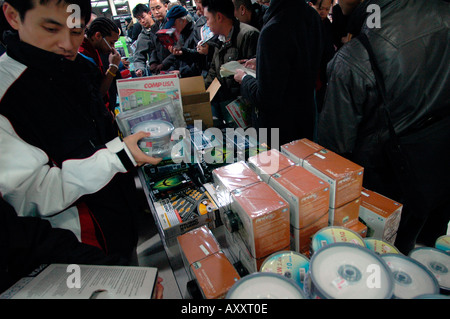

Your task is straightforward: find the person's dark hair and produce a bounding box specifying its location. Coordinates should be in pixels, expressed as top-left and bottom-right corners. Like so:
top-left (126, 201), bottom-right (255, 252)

top-left (233, 0), bottom-right (252, 10)
top-left (202, 0), bottom-right (235, 20)
top-left (132, 3), bottom-right (150, 17)
top-left (85, 17), bottom-right (120, 38)
top-left (4, 0), bottom-right (91, 24)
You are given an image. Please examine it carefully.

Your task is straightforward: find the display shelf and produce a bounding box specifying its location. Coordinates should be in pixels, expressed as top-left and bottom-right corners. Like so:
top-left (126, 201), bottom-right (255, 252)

top-left (137, 169), bottom-right (237, 299)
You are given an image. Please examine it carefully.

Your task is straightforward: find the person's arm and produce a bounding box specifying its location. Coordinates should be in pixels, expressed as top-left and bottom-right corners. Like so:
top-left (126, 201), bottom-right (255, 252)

top-left (318, 44), bottom-right (376, 154)
top-left (133, 32), bottom-right (154, 76)
top-left (0, 115), bottom-right (161, 217)
top-left (239, 25), bottom-right (290, 114)
top-left (0, 198), bottom-right (128, 293)
top-left (99, 47), bottom-right (121, 95)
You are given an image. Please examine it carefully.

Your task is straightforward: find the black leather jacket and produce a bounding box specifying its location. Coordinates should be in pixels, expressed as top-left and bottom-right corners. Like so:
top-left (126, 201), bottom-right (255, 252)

top-left (318, 0), bottom-right (450, 165)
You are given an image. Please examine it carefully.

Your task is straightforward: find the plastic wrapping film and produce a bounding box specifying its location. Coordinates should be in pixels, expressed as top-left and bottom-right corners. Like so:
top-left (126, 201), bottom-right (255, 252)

top-left (248, 150), bottom-right (330, 255)
top-left (116, 97), bottom-right (186, 137)
top-left (231, 182), bottom-right (290, 259)
top-left (190, 251), bottom-right (241, 299)
top-left (302, 149), bottom-right (364, 208)
top-left (409, 247), bottom-right (450, 291)
top-left (212, 161), bottom-right (263, 214)
top-left (435, 235), bottom-right (450, 253)
top-left (226, 272), bottom-right (307, 299)
top-left (381, 253), bottom-right (440, 299)
top-left (310, 226), bottom-right (366, 255)
top-left (260, 250), bottom-right (310, 290)
top-left (280, 138), bottom-right (325, 166)
top-left (307, 243), bottom-right (394, 299)
top-left (247, 149), bottom-right (296, 181)
top-left (177, 225), bottom-right (221, 266)
top-left (364, 238), bottom-right (401, 255)
top-left (248, 150), bottom-right (330, 228)
top-left (212, 161), bottom-right (262, 195)
top-left (177, 226), bottom-right (240, 299)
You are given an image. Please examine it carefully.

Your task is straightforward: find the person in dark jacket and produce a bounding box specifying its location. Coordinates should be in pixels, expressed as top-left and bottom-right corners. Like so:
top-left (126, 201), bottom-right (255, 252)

top-left (0, 198), bottom-right (127, 294)
top-left (232, 0), bottom-right (268, 31)
top-left (149, 0), bottom-right (177, 74)
top-left (234, 0), bottom-right (323, 147)
top-left (79, 17), bottom-right (121, 114)
top-left (309, 0), bottom-right (336, 113)
top-left (164, 5), bottom-right (200, 78)
top-left (318, 0), bottom-right (450, 255)
top-left (330, 0), bottom-right (361, 49)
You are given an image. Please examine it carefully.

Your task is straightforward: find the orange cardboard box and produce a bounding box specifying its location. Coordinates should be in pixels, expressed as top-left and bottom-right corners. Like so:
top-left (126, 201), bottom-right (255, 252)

top-left (248, 150), bottom-right (330, 230)
top-left (224, 227), bottom-right (290, 273)
top-left (291, 212), bottom-right (329, 255)
top-left (177, 226), bottom-right (221, 267)
top-left (328, 197), bottom-right (361, 226)
top-left (280, 138), bottom-right (325, 166)
top-left (190, 251), bottom-right (240, 299)
top-left (212, 161), bottom-right (262, 194)
top-left (247, 149), bottom-right (295, 181)
top-left (359, 188), bottom-right (402, 244)
top-left (346, 220), bottom-right (368, 238)
top-left (303, 149), bottom-right (364, 208)
top-left (230, 182), bottom-right (290, 259)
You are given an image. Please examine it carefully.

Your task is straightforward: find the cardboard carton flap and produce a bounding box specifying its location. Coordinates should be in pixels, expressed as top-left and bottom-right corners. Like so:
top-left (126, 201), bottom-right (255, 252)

top-left (182, 92), bottom-right (210, 105)
top-left (180, 76), bottom-right (205, 95)
top-left (179, 76), bottom-right (221, 102)
top-left (206, 78), bottom-right (221, 102)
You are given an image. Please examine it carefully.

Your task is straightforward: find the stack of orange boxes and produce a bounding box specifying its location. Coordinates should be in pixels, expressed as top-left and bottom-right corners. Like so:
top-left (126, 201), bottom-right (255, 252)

top-left (177, 226), bottom-right (240, 299)
top-left (281, 139), bottom-right (366, 233)
top-left (248, 149), bottom-right (330, 257)
top-left (212, 161), bottom-right (290, 273)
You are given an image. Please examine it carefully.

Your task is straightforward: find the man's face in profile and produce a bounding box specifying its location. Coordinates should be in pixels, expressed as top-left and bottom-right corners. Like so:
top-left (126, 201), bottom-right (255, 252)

top-left (3, 0), bottom-right (86, 61)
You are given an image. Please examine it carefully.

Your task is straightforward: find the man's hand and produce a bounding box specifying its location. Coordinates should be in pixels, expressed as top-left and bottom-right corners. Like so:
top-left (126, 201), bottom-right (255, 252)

top-left (244, 58), bottom-right (256, 70)
top-left (197, 43), bottom-right (209, 55)
top-left (168, 45), bottom-right (183, 56)
top-left (121, 58), bottom-right (130, 69)
top-left (109, 48), bottom-right (121, 66)
top-left (150, 63), bottom-right (163, 74)
top-left (123, 131), bottom-right (163, 166)
top-left (234, 69), bottom-right (247, 84)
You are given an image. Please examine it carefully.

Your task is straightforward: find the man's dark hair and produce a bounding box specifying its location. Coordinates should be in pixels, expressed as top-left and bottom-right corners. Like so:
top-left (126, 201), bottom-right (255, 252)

top-left (85, 17), bottom-right (120, 38)
top-left (202, 0), bottom-right (235, 20)
top-left (132, 3), bottom-right (150, 17)
top-left (233, 0), bottom-right (252, 10)
top-left (4, 0), bottom-right (91, 24)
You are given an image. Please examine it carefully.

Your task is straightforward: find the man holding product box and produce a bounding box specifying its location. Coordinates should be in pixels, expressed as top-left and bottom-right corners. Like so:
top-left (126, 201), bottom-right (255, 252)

top-left (0, 0), bottom-right (162, 265)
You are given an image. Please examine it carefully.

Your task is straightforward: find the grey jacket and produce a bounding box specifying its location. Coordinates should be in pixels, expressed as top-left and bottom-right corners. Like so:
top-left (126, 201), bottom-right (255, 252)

top-left (132, 25), bottom-right (157, 73)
